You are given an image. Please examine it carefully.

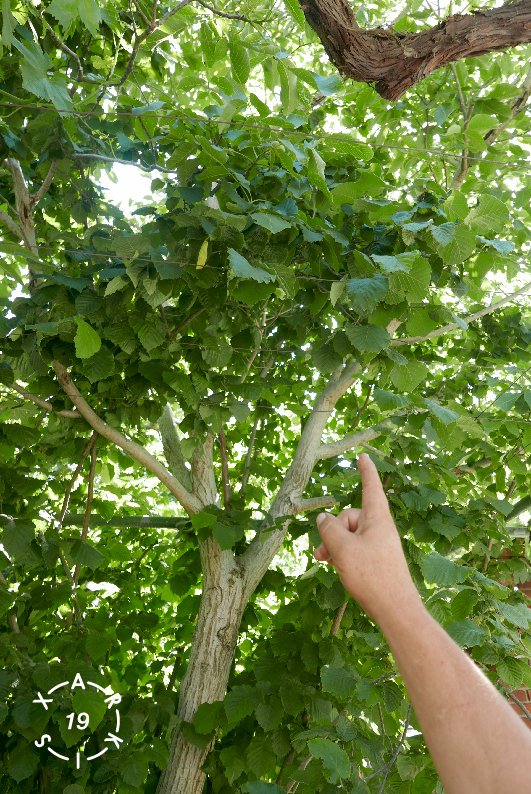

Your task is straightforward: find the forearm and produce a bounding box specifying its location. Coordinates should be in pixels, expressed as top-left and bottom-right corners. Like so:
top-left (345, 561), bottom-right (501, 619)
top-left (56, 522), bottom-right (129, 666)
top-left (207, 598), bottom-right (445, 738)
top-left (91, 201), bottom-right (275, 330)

top-left (378, 600), bottom-right (531, 794)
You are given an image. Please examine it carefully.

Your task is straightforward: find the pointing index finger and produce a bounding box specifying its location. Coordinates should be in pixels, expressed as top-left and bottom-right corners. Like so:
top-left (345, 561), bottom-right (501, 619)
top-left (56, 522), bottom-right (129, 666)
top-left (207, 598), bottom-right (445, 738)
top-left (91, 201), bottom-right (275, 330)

top-left (357, 453), bottom-right (389, 514)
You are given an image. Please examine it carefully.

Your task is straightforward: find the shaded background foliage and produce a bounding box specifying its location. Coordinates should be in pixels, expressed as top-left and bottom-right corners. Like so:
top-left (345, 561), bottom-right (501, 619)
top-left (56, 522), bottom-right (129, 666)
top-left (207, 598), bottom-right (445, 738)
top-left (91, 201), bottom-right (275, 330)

top-left (0, 0), bottom-right (530, 791)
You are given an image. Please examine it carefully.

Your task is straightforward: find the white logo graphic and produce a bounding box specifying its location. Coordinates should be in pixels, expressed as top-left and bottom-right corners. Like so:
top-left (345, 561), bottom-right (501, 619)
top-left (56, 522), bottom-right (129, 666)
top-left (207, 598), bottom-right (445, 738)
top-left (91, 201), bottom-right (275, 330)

top-left (33, 673), bottom-right (123, 769)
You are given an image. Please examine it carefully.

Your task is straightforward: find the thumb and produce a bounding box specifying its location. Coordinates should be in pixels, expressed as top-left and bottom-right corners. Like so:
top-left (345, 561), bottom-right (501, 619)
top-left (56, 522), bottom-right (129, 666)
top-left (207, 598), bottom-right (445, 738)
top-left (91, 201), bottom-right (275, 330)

top-left (315, 512), bottom-right (350, 559)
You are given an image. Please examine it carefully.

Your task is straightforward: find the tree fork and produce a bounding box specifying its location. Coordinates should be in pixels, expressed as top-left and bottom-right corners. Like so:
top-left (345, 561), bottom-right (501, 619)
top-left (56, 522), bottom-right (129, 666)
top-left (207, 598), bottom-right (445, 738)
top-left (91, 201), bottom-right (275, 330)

top-left (299, 0), bottom-right (531, 99)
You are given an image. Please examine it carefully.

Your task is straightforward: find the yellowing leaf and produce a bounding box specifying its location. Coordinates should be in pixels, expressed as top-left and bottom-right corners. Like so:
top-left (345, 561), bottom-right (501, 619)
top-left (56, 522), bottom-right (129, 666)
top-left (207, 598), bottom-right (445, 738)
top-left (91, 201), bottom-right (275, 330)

top-left (196, 239), bottom-right (209, 269)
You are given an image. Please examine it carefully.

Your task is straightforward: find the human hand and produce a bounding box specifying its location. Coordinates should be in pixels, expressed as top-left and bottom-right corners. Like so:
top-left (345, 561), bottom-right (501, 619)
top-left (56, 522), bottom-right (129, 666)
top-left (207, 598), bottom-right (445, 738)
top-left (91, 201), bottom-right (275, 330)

top-left (314, 453), bottom-right (421, 626)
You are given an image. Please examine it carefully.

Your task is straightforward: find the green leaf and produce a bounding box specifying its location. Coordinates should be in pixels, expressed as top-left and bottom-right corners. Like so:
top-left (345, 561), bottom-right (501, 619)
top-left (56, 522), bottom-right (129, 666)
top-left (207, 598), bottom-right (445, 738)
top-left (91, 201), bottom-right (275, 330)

top-left (81, 346), bottom-right (115, 383)
top-left (1, 521), bottom-right (34, 560)
top-left (228, 248), bottom-right (275, 283)
top-left (445, 619), bottom-right (486, 648)
top-left (390, 361), bottom-right (428, 393)
top-left (424, 398), bottom-right (459, 425)
top-left (104, 275), bottom-right (128, 296)
top-left (421, 552), bottom-right (470, 586)
top-left (465, 195), bottom-right (510, 235)
top-left (282, 0), bottom-right (306, 28)
top-left (387, 257), bottom-right (431, 303)
top-left (256, 697), bottom-right (283, 731)
top-left (72, 687), bottom-right (107, 730)
top-left (451, 588), bottom-right (479, 620)
top-left (74, 318), bottom-right (102, 359)
top-left (467, 113), bottom-right (497, 133)
top-left (193, 700), bottom-right (225, 734)
top-left (430, 222), bottom-right (456, 246)
top-left (7, 743), bottom-right (39, 782)
top-left (372, 253), bottom-right (412, 273)
top-left (321, 665), bottom-right (357, 698)
top-left (437, 224), bottom-right (476, 265)
top-left (137, 319), bottom-right (166, 352)
top-left (478, 237), bottom-right (514, 255)
top-left (69, 540), bottom-right (106, 569)
top-left (345, 324), bottom-right (390, 353)
top-left (312, 72), bottom-right (343, 96)
top-left (224, 685), bottom-right (256, 726)
top-left (330, 278), bottom-right (346, 307)
top-left (331, 174), bottom-right (386, 205)
top-left (307, 737), bottom-right (351, 784)
top-left (308, 149), bottom-right (330, 196)
top-left (78, 0), bottom-right (102, 36)
top-left (346, 275), bottom-right (388, 314)
top-left (251, 212), bottom-right (292, 234)
top-left (244, 784), bottom-right (285, 794)
top-left (396, 754), bottom-right (427, 781)
top-left (12, 38), bottom-right (72, 111)
top-left (213, 522), bottom-right (244, 550)
top-left (497, 601), bottom-right (530, 629)
top-left (48, 0), bottom-right (81, 31)
top-left (229, 38), bottom-right (250, 85)
top-left (2, 0), bottom-right (16, 46)
top-left (497, 658), bottom-right (531, 689)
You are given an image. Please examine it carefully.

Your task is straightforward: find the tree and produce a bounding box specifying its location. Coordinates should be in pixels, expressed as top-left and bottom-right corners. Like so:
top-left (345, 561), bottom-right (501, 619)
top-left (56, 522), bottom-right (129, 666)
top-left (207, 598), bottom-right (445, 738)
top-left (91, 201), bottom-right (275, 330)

top-left (0, 1), bottom-right (529, 792)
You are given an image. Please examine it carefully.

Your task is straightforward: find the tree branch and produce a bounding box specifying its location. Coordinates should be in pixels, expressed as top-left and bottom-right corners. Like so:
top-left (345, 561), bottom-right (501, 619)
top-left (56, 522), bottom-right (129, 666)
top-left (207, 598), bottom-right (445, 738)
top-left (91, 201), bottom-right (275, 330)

top-left (195, 0), bottom-right (250, 20)
top-left (498, 680), bottom-right (531, 721)
top-left (318, 427), bottom-right (383, 460)
top-left (299, 0), bottom-right (531, 100)
top-left (115, 0), bottom-right (193, 89)
top-left (242, 359), bottom-right (361, 596)
top-left (31, 160), bottom-right (59, 207)
top-left (53, 361), bottom-right (202, 515)
top-left (0, 208), bottom-right (23, 239)
top-left (391, 282), bottom-right (531, 346)
top-left (73, 440), bottom-right (97, 586)
top-left (218, 428), bottom-right (232, 510)
top-left (288, 495), bottom-right (339, 514)
top-left (363, 704), bottom-right (413, 788)
top-left (240, 415), bottom-right (260, 498)
top-left (191, 432), bottom-right (219, 507)
top-left (71, 152), bottom-right (177, 174)
top-left (6, 382), bottom-right (80, 419)
top-left (158, 403), bottom-right (193, 491)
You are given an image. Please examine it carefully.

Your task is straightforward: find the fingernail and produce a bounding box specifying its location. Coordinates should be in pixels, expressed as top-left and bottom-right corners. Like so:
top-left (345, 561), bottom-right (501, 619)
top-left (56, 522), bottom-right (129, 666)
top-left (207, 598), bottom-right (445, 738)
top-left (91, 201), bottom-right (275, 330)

top-left (316, 513), bottom-right (327, 526)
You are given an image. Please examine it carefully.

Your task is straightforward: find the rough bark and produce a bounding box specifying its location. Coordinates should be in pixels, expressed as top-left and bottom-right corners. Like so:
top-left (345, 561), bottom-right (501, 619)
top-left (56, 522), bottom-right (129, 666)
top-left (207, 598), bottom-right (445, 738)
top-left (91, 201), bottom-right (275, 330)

top-left (299, 0), bottom-right (531, 99)
top-left (156, 539), bottom-right (248, 794)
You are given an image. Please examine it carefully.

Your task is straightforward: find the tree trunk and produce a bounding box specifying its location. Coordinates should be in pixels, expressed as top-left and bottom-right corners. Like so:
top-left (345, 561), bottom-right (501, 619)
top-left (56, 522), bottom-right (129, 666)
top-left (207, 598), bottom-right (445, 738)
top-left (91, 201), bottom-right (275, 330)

top-left (156, 539), bottom-right (248, 794)
top-left (300, 0), bottom-right (531, 99)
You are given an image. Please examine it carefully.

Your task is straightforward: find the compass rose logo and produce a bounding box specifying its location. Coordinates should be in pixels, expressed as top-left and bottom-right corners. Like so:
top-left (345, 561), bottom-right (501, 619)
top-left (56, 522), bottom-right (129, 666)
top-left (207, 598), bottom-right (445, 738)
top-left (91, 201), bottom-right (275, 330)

top-left (33, 672), bottom-right (123, 769)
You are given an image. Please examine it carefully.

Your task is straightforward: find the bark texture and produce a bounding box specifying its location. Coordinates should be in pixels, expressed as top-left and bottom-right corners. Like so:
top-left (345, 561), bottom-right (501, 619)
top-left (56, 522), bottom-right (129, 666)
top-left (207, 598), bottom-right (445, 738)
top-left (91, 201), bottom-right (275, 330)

top-left (300, 0), bottom-right (531, 99)
top-left (156, 539), bottom-right (248, 794)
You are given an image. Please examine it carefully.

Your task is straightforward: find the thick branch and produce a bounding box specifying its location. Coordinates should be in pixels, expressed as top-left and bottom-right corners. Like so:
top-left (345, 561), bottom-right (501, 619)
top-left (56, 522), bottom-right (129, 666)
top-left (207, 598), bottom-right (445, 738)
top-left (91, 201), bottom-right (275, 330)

top-left (31, 160), bottom-right (59, 207)
top-left (391, 282), bottom-right (531, 346)
top-left (242, 360), bottom-right (361, 595)
top-left (7, 382), bottom-right (80, 419)
top-left (158, 403), bottom-right (193, 491)
top-left (0, 209), bottom-right (23, 239)
top-left (289, 495), bottom-right (339, 514)
top-left (318, 427), bottom-right (382, 460)
top-left (4, 158), bottom-right (37, 254)
top-left (53, 361), bottom-right (202, 515)
top-left (300, 0), bottom-right (531, 100)
top-left (218, 428), bottom-right (232, 510)
top-left (191, 433), bottom-right (219, 507)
